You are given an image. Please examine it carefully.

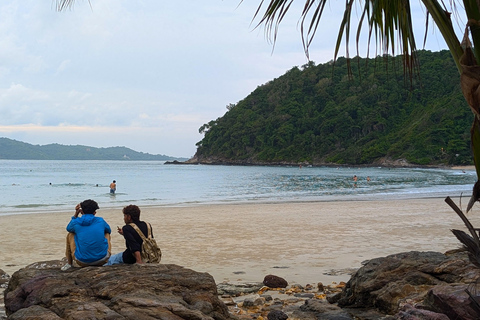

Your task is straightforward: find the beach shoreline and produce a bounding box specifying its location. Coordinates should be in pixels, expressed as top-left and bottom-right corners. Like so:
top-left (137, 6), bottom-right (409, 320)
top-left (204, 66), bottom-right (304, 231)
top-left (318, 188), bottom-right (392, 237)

top-left (1, 197), bottom-right (478, 286)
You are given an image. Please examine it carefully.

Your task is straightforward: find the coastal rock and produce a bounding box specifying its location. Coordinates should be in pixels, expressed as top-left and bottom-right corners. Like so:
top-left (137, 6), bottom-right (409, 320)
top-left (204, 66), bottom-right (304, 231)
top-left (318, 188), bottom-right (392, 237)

top-left (266, 309), bottom-right (288, 320)
top-left (263, 275), bottom-right (288, 288)
top-left (0, 269), bottom-right (9, 288)
top-left (423, 284), bottom-right (479, 319)
top-left (295, 299), bottom-right (352, 319)
top-left (4, 260), bottom-right (234, 320)
top-left (397, 304), bottom-right (451, 320)
top-left (0, 269), bottom-right (9, 320)
top-left (241, 295), bottom-right (265, 307)
top-left (217, 282), bottom-right (264, 296)
top-left (221, 282), bottom-right (346, 319)
top-left (337, 250), bottom-right (480, 317)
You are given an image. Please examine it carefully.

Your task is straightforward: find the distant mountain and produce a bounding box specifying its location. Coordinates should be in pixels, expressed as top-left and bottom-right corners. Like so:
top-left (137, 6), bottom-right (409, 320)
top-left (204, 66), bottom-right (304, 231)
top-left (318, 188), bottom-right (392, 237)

top-left (0, 138), bottom-right (187, 161)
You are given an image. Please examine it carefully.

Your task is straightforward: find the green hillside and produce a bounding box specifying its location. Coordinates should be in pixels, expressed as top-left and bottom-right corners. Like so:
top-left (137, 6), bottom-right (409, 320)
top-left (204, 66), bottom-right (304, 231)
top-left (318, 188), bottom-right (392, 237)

top-left (194, 50), bottom-right (472, 166)
top-left (0, 138), bottom-right (185, 161)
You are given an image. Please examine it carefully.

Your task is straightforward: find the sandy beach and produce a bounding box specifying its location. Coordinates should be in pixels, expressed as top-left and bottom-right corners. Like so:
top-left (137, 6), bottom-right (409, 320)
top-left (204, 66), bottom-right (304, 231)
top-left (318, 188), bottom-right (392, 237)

top-left (1, 196), bottom-right (478, 286)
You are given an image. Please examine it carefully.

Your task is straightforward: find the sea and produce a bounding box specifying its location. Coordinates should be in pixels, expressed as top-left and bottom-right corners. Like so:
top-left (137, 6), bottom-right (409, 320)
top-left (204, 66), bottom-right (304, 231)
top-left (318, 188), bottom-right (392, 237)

top-left (0, 160), bottom-right (477, 216)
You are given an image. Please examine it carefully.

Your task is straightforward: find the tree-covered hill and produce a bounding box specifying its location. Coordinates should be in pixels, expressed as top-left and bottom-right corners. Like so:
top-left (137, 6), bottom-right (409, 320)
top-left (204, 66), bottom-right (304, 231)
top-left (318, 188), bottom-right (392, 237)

top-left (194, 50), bottom-right (472, 166)
top-left (0, 138), bottom-right (186, 161)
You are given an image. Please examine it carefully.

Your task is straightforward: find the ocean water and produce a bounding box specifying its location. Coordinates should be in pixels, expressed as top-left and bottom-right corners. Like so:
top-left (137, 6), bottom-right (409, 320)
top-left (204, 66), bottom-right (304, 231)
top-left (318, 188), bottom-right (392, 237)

top-left (0, 160), bottom-right (476, 216)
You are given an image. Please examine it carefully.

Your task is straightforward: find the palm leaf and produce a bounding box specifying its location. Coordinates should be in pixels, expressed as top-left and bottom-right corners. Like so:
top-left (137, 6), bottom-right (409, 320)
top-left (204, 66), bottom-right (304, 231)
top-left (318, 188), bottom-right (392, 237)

top-left (56, 0), bottom-right (91, 11)
top-left (451, 229), bottom-right (480, 267)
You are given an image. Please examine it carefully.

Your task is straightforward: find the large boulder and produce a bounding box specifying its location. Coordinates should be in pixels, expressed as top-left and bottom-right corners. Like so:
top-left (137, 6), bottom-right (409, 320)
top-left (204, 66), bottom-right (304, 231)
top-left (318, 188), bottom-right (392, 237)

top-left (4, 260), bottom-right (235, 320)
top-left (337, 250), bottom-right (480, 318)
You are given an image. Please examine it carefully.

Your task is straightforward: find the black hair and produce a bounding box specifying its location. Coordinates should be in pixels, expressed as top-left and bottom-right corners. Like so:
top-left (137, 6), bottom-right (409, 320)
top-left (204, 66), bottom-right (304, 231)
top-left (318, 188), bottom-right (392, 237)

top-left (123, 204), bottom-right (140, 222)
top-left (81, 199), bottom-right (99, 215)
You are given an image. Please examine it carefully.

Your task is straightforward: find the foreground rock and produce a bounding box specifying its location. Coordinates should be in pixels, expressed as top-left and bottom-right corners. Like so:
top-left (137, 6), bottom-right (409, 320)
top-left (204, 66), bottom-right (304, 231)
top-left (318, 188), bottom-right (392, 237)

top-left (4, 250), bottom-right (480, 319)
top-left (337, 250), bottom-right (480, 319)
top-left (4, 261), bottom-right (234, 320)
top-left (220, 250), bottom-right (480, 319)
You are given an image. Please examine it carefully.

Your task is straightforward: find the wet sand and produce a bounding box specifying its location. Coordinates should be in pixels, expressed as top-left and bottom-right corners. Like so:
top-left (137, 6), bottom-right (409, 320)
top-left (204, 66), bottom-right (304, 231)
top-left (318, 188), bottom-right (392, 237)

top-left (1, 197), bottom-right (477, 285)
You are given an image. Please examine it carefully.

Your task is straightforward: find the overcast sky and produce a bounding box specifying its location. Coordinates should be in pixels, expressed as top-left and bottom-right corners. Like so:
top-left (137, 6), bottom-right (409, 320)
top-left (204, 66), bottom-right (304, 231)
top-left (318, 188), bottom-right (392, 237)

top-left (0, 1), bottom-right (454, 158)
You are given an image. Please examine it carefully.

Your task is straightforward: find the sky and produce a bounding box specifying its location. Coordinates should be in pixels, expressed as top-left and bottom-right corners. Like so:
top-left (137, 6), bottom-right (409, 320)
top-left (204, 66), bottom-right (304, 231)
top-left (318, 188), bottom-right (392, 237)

top-left (0, 1), bottom-right (457, 158)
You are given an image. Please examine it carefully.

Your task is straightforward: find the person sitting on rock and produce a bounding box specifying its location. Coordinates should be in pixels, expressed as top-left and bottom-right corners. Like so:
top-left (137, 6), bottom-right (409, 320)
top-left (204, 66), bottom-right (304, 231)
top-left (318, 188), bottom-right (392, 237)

top-left (106, 204), bottom-right (156, 265)
top-left (61, 199), bottom-right (112, 271)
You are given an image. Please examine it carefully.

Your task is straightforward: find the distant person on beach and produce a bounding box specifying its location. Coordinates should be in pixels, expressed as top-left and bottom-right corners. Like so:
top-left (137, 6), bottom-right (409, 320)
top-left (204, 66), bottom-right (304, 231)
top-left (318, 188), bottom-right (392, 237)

top-left (61, 199), bottom-right (112, 271)
top-left (106, 204), bottom-right (161, 265)
top-left (109, 180), bottom-right (116, 194)
top-left (353, 175), bottom-right (358, 187)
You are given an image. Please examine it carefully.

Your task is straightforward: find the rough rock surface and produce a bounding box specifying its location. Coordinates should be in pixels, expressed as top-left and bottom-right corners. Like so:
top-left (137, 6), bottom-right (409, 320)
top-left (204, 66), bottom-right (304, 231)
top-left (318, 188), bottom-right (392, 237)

top-left (0, 269), bottom-right (9, 289)
top-left (4, 250), bottom-right (480, 319)
top-left (4, 260), bottom-right (234, 320)
top-left (337, 250), bottom-right (480, 319)
top-left (0, 268), bottom-right (10, 320)
top-left (263, 275), bottom-right (288, 289)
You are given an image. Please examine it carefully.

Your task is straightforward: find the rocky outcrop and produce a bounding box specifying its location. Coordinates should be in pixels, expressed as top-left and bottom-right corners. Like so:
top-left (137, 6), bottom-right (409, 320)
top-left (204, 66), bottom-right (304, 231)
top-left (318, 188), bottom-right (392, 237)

top-left (337, 250), bottom-right (480, 319)
top-left (4, 250), bottom-right (480, 319)
top-left (4, 260), bottom-right (234, 320)
top-left (172, 154), bottom-right (433, 168)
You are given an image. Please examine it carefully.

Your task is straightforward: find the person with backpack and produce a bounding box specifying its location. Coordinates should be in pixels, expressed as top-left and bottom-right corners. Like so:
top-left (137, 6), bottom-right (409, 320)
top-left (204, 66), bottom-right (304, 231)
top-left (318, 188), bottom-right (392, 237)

top-left (106, 204), bottom-right (161, 265)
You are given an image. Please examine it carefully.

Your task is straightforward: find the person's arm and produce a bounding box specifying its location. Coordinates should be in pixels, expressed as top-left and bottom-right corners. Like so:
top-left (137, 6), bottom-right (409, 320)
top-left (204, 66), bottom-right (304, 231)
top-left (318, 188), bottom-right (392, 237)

top-left (133, 251), bottom-right (143, 264)
top-left (66, 204), bottom-right (82, 232)
top-left (104, 221), bottom-right (112, 234)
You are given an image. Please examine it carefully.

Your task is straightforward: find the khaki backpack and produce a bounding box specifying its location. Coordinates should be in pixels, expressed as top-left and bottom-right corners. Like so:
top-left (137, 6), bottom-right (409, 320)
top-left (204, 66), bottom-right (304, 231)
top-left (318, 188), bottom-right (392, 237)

top-left (128, 222), bottom-right (162, 263)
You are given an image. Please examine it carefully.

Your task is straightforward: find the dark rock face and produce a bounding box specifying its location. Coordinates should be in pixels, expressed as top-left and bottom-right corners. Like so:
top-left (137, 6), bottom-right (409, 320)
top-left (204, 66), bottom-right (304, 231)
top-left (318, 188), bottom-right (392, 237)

top-left (263, 275), bottom-right (288, 288)
top-left (267, 309), bottom-right (288, 320)
top-left (337, 250), bottom-right (480, 318)
top-left (4, 260), bottom-right (234, 320)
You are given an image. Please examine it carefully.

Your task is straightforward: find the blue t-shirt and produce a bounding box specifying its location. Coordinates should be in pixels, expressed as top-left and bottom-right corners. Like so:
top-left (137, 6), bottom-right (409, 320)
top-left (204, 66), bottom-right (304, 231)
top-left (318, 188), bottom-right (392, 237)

top-left (66, 214), bottom-right (111, 263)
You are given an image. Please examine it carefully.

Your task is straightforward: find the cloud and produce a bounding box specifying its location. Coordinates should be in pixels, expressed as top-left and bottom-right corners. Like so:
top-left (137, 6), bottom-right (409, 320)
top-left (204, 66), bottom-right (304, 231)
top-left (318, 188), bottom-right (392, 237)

top-left (55, 59), bottom-right (71, 74)
top-left (0, 0), bottom-right (454, 157)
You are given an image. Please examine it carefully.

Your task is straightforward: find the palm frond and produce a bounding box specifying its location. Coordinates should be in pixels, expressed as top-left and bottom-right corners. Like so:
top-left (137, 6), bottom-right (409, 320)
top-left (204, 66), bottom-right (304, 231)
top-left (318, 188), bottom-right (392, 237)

top-left (56, 0), bottom-right (91, 11)
top-left (445, 196), bottom-right (480, 245)
top-left (421, 0), bottom-right (463, 72)
top-left (56, 0), bottom-right (75, 11)
top-left (452, 229), bottom-right (480, 267)
top-left (251, 0), bottom-right (421, 73)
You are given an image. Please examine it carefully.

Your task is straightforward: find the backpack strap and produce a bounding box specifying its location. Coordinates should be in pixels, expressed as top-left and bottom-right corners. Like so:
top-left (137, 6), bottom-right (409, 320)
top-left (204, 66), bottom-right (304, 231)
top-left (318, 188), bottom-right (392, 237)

top-left (128, 222), bottom-right (152, 239)
top-left (146, 222), bottom-right (152, 238)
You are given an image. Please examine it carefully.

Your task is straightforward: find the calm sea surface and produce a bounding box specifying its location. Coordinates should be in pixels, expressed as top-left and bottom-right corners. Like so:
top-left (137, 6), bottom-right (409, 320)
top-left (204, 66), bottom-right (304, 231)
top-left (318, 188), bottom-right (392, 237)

top-left (0, 160), bottom-right (476, 216)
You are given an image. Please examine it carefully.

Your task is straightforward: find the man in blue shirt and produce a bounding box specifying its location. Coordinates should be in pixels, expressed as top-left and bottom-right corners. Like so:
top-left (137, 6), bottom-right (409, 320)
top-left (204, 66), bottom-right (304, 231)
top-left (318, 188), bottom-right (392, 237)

top-left (61, 199), bottom-right (112, 271)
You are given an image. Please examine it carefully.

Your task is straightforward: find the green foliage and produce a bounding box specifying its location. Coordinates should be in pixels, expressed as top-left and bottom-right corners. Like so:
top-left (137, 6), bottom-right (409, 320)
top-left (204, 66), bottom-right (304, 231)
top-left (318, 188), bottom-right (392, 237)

top-left (0, 138), bottom-right (185, 161)
top-left (196, 50), bottom-right (472, 166)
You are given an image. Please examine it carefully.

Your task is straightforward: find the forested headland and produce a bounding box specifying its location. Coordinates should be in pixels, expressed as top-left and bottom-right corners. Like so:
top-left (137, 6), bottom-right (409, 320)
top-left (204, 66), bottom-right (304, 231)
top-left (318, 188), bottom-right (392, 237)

top-left (192, 50), bottom-right (472, 166)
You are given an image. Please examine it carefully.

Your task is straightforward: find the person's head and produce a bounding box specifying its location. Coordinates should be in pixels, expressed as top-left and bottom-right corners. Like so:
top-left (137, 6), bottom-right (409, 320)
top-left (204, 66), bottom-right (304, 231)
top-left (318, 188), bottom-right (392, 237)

top-left (123, 204), bottom-right (140, 223)
top-left (80, 199), bottom-right (99, 215)
top-left (113, 180), bottom-right (116, 183)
